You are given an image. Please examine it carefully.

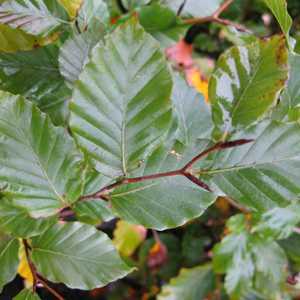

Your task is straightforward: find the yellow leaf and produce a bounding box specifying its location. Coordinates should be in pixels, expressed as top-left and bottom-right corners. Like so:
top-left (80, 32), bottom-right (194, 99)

top-left (18, 243), bottom-right (34, 287)
top-left (186, 68), bottom-right (209, 103)
top-left (0, 24), bottom-right (59, 53)
top-left (58, 0), bottom-right (83, 19)
top-left (113, 220), bottom-right (147, 257)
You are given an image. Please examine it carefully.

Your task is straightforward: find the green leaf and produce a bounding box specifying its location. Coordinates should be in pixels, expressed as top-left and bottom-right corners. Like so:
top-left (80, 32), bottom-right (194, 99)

top-left (157, 264), bottom-right (215, 300)
top-left (172, 74), bottom-right (213, 145)
top-left (14, 289), bottom-right (41, 300)
top-left (31, 222), bottom-right (133, 290)
top-left (59, 32), bottom-right (104, 85)
top-left (213, 215), bottom-right (288, 299)
top-left (253, 203), bottom-right (300, 239)
top-left (0, 92), bottom-right (83, 217)
top-left (59, 2), bottom-right (108, 86)
top-left (161, 0), bottom-right (222, 18)
top-left (263, 0), bottom-right (292, 41)
top-left (208, 120), bottom-right (300, 212)
top-left (0, 234), bottom-right (19, 292)
top-left (0, 198), bottom-right (56, 238)
top-left (113, 220), bottom-right (146, 257)
top-left (111, 140), bottom-right (216, 230)
top-left (0, 0), bottom-right (69, 37)
top-left (209, 36), bottom-right (288, 134)
top-left (82, 167), bottom-right (113, 195)
top-left (213, 222), bottom-right (253, 297)
top-left (223, 27), bottom-right (258, 47)
top-left (138, 4), bottom-right (176, 33)
top-left (77, 0), bottom-right (109, 30)
top-left (273, 53), bottom-right (300, 122)
top-left (0, 24), bottom-right (50, 53)
top-left (70, 19), bottom-right (173, 178)
top-left (0, 45), bottom-right (71, 125)
top-left (73, 199), bottom-right (114, 225)
top-left (251, 238), bottom-right (287, 289)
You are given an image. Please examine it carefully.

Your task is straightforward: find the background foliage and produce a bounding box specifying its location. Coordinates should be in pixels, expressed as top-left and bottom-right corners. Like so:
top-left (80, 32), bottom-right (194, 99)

top-left (1, 0), bottom-right (300, 299)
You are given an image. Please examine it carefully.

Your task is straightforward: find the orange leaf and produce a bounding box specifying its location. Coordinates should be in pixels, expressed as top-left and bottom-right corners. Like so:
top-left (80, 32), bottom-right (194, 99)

top-left (186, 68), bottom-right (209, 103)
top-left (148, 241), bottom-right (168, 270)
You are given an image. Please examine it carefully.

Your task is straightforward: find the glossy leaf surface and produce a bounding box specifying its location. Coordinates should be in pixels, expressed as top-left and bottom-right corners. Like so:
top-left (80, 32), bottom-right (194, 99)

top-left (209, 36), bottom-right (288, 133)
top-left (31, 222), bottom-right (132, 289)
top-left (73, 199), bottom-right (114, 225)
top-left (59, 32), bottom-right (104, 85)
top-left (0, 198), bottom-right (56, 238)
top-left (209, 120), bottom-right (300, 211)
top-left (171, 74), bottom-right (213, 144)
top-left (70, 20), bottom-right (173, 177)
top-left (0, 234), bottom-right (19, 292)
top-left (0, 45), bottom-right (71, 125)
top-left (0, 0), bottom-right (68, 37)
top-left (111, 140), bottom-right (216, 230)
top-left (0, 92), bottom-right (83, 217)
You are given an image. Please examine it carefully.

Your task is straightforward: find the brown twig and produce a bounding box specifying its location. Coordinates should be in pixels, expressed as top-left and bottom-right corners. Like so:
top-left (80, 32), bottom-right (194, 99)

top-left (22, 239), bottom-right (65, 300)
top-left (37, 275), bottom-right (65, 300)
top-left (80, 139), bottom-right (253, 201)
top-left (214, 0), bottom-right (234, 17)
top-left (181, 139), bottom-right (253, 172)
top-left (183, 0), bottom-right (251, 33)
top-left (22, 239), bottom-right (38, 292)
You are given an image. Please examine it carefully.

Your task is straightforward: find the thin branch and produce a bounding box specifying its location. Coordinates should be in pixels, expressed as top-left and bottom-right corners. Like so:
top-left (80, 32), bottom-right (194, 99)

top-left (182, 173), bottom-right (212, 192)
top-left (80, 139), bottom-right (253, 201)
top-left (183, 0), bottom-right (251, 33)
top-left (22, 239), bottom-right (65, 300)
top-left (177, 0), bottom-right (187, 16)
top-left (214, 18), bottom-right (251, 33)
top-left (213, 0), bottom-right (234, 18)
top-left (37, 275), bottom-right (65, 300)
top-left (152, 230), bottom-right (161, 244)
top-left (182, 139), bottom-right (253, 172)
top-left (22, 239), bottom-right (37, 292)
top-left (75, 20), bottom-right (81, 34)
